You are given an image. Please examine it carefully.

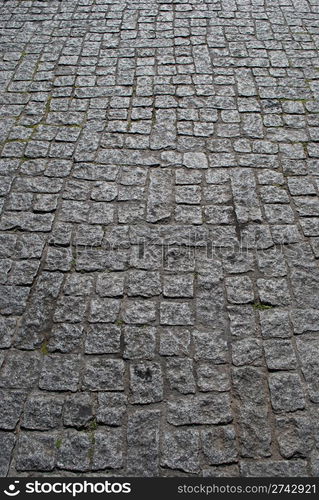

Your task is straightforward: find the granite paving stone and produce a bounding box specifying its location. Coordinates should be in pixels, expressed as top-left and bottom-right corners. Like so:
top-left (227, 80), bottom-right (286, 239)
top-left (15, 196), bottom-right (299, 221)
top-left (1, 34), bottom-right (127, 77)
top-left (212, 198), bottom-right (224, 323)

top-left (0, 0), bottom-right (318, 477)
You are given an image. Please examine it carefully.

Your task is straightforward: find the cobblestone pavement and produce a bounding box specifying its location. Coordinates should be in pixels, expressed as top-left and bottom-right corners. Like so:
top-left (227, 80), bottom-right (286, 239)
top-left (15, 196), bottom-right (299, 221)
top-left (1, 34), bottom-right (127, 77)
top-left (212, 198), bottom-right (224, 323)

top-left (0, 0), bottom-right (319, 478)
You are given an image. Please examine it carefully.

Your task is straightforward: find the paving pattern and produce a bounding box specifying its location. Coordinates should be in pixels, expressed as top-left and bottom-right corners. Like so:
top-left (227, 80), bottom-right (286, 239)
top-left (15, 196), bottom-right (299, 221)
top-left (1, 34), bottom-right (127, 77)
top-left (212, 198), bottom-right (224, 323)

top-left (0, 0), bottom-right (319, 478)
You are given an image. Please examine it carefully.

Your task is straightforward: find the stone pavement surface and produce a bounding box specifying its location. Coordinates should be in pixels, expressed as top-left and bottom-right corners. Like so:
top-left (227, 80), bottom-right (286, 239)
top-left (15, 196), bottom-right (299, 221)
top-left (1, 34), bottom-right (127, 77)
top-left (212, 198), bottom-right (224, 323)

top-left (0, 0), bottom-right (319, 478)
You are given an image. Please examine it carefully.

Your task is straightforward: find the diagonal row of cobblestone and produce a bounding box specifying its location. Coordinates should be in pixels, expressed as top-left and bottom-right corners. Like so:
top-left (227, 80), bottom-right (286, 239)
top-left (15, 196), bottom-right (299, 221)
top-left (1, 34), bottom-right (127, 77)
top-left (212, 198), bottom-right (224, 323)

top-left (0, 0), bottom-right (319, 477)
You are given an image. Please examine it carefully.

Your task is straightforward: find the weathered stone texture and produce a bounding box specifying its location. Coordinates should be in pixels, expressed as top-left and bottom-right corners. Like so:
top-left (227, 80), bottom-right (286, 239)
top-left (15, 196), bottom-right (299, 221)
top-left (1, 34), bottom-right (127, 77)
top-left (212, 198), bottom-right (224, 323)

top-left (0, 0), bottom-right (318, 478)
